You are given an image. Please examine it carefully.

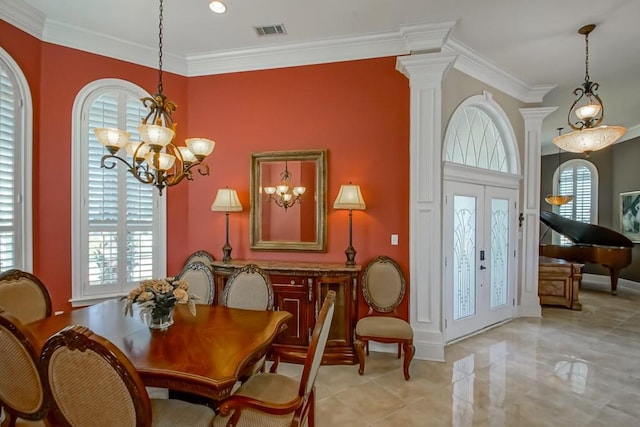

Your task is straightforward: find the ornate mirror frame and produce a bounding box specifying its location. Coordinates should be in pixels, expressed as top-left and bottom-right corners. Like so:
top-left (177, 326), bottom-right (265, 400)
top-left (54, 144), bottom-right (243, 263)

top-left (250, 149), bottom-right (327, 252)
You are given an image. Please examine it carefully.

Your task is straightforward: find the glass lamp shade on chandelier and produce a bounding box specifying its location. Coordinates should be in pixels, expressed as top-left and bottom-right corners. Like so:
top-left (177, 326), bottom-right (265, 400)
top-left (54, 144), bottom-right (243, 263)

top-left (93, 0), bottom-right (215, 195)
top-left (263, 162), bottom-right (306, 211)
top-left (553, 24), bottom-right (626, 157)
top-left (546, 128), bottom-right (574, 207)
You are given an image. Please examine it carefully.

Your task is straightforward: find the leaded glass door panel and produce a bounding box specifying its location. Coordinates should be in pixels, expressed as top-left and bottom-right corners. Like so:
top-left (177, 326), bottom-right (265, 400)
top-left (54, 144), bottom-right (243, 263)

top-left (444, 181), bottom-right (516, 341)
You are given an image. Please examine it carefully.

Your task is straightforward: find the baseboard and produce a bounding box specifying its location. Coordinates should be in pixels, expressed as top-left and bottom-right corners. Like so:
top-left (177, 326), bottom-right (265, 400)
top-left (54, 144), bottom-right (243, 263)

top-left (368, 340), bottom-right (445, 362)
top-left (582, 273), bottom-right (640, 290)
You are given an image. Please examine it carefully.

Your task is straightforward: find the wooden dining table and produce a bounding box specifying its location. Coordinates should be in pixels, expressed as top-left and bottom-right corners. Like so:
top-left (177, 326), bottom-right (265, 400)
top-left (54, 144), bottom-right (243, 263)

top-left (26, 299), bottom-right (292, 400)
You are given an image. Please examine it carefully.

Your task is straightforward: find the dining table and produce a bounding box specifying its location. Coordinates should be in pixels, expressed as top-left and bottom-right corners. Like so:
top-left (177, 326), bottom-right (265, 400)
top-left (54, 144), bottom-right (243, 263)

top-left (26, 299), bottom-right (292, 400)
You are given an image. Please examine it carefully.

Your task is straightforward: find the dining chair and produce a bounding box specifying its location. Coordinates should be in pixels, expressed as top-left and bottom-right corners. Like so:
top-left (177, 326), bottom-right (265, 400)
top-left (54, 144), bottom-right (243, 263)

top-left (0, 308), bottom-right (48, 427)
top-left (0, 269), bottom-right (52, 325)
top-left (222, 264), bottom-right (274, 311)
top-left (175, 261), bottom-right (215, 305)
top-left (355, 256), bottom-right (415, 380)
top-left (39, 325), bottom-right (216, 427)
top-left (215, 290), bottom-right (336, 427)
top-left (184, 250), bottom-right (215, 270)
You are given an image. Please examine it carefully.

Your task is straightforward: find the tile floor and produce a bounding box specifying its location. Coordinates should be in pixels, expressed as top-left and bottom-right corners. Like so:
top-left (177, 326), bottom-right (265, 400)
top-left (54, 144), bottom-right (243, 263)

top-left (274, 280), bottom-right (640, 426)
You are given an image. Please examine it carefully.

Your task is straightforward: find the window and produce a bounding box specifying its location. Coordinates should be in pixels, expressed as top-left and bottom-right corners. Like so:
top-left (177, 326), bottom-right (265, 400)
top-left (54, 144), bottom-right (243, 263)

top-left (72, 80), bottom-right (166, 306)
top-left (552, 159), bottom-right (598, 245)
top-left (444, 91), bottom-right (518, 175)
top-left (0, 48), bottom-right (32, 272)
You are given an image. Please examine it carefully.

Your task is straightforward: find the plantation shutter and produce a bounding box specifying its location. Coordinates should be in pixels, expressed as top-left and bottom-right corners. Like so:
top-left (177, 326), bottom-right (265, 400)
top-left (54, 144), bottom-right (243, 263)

top-left (0, 67), bottom-right (16, 269)
top-left (555, 162), bottom-right (595, 245)
top-left (86, 92), bottom-right (155, 287)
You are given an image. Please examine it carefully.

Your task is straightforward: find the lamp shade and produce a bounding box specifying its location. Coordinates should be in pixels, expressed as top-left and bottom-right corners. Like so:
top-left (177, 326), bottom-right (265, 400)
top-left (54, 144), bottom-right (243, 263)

top-left (94, 128), bottom-right (130, 149)
top-left (211, 188), bottom-right (243, 212)
top-left (333, 184), bottom-right (366, 210)
top-left (553, 126), bottom-right (627, 154)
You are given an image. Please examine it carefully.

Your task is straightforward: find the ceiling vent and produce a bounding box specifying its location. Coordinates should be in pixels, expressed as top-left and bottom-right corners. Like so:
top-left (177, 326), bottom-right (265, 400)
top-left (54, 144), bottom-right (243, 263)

top-left (254, 24), bottom-right (286, 37)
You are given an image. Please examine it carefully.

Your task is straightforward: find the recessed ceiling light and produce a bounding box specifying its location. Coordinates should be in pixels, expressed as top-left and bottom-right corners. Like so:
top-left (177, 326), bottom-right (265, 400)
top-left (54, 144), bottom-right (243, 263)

top-left (209, 1), bottom-right (226, 14)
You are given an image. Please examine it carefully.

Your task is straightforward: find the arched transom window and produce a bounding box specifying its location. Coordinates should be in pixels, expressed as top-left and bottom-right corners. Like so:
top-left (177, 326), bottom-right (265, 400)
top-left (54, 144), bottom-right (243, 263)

top-left (444, 92), bottom-right (518, 175)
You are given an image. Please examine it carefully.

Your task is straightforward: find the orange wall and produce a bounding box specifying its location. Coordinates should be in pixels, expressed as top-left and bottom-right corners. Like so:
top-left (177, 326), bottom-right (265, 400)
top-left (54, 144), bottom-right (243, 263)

top-left (1, 21), bottom-right (411, 320)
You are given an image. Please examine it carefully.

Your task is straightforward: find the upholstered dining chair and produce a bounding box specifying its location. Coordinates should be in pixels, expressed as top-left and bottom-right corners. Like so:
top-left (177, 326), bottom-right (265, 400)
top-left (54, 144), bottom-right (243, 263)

top-left (222, 264), bottom-right (274, 311)
top-left (215, 290), bottom-right (336, 427)
top-left (0, 308), bottom-right (48, 427)
top-left (39, 325), bottom-right (216, 427)
top-left (355, 256), bottom-right (415, 380)
top-left (184, 250), bottom-right (215, 270)
top-left (0, 269), bottom-right (52, 325)
top-left (175, 261), bottom-right (215, 305)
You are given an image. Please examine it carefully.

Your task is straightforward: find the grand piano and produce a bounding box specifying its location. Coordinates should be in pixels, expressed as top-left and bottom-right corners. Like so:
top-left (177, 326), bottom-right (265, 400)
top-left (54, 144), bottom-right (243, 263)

top-left (539, 210), bottom-right (633, 295)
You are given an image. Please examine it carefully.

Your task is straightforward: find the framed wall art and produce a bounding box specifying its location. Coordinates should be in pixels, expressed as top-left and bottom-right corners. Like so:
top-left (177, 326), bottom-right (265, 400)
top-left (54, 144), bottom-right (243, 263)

top-left (620, 191), bottom-right (640, 242)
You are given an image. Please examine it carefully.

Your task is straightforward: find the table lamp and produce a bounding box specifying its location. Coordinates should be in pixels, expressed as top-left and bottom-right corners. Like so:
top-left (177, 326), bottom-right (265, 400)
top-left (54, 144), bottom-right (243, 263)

top-left (211, 187), bottom-right (243, 262)
top-left (333, 183), bottom-right (366, 266)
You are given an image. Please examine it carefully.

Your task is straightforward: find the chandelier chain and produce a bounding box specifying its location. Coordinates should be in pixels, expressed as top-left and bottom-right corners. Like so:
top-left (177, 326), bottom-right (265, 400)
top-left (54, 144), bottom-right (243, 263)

top-left (584, 30), bottom-right (590, 83)
top-left (157, 0), bottom-right (164, 94)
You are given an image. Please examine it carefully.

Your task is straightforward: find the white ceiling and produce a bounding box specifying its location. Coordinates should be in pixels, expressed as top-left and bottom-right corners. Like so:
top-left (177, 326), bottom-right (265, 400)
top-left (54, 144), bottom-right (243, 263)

top-left (6, 0), bottom-right (640, 152)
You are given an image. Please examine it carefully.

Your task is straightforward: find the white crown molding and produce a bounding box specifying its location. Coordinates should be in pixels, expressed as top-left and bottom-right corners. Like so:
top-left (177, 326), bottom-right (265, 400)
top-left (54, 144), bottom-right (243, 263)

top-left (187, 21), bottom-right (455, 77)
top-left (1, 4), bottom-right (553, 106)
top-left (43, 19), bottom-right (188, 75)
top-left (443, 38), bottom-right (555, 104)
top-left (0, 0), bottom-right (45, 39)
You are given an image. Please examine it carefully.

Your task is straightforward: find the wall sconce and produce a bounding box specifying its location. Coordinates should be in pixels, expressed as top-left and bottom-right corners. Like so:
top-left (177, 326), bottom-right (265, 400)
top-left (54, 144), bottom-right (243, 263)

top-left (263, 161), bottom-right (306, 211)
top-left (211, 187), bottom-right (243, 262)
top-left (333, 183), bottom-right (366, 266)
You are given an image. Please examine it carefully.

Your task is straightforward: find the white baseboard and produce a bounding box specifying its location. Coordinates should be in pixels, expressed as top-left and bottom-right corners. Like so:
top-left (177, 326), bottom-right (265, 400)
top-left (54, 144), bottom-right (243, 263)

top-left (582, 273), bottom-right (640, 290)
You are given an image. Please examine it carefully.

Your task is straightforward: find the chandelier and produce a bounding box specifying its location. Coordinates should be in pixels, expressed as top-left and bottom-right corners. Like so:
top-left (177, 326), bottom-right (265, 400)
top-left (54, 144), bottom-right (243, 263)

top-left (263, 162), bottom-right (306, 211)
top-left (553, 24), bottom-right (626, 157)
top-left (93, 0), bottom-right (215, 195)
top-left (546, 128), bottom-right (574, 206)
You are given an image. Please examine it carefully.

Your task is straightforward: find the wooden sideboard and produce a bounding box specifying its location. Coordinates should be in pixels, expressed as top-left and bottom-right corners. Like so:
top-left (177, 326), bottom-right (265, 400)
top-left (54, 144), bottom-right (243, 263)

top-left (210, 260), bottom-right (361, 365)
top-left (538, 256), bottom-right (583, 310)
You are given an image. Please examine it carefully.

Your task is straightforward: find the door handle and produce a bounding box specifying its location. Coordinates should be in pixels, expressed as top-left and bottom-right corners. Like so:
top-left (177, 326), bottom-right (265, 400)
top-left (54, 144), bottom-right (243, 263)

top-left (480, 265), bottom-right (487, 270)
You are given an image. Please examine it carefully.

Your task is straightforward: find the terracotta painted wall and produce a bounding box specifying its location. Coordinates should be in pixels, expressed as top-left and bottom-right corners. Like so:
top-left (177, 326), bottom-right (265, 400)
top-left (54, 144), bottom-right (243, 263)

top-left (181, 58), bottom-right (411, 319)
top-left (1, 21), bottom-right (411, 319)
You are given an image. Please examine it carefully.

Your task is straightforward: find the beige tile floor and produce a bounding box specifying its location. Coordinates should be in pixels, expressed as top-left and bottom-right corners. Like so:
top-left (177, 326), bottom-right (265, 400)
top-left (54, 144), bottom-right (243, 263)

top-left (274, 281), bottom-right (640, 426)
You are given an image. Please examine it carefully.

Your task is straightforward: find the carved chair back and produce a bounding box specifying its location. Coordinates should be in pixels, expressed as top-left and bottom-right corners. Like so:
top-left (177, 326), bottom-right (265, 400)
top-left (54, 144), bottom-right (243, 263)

top-left (362, 256), bottom-right (406, 315)
top-left (175, 261), bottom-right (215, 305)
top-left (222, 264), bottom-right (274, 311)
top-left (0, 308), bottom-right (48, 425)
top-left (0, 269), bottom-right (52, 324)
top-left (39, 325), bottom-right (154, 427)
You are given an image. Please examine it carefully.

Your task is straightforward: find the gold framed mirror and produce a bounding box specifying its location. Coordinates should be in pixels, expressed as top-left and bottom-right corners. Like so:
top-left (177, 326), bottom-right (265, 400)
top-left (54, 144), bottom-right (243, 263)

top-left (250, 149), bottom-right (327, 251)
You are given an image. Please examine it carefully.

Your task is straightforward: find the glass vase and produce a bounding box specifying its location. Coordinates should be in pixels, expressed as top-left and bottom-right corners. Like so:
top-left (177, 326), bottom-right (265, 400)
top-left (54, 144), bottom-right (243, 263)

top-left (146, 307), bottom-right (174, 330)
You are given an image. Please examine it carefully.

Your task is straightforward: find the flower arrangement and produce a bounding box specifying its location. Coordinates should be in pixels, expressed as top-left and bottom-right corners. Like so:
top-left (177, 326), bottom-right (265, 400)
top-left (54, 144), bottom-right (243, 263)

top-left (123, 278), bottom-right (199, 324)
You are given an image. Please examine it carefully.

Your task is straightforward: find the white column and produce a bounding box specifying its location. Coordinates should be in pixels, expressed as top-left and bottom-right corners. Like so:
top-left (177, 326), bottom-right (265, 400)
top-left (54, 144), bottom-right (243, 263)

top-left (518, 107), bottom-right (557, 317)
top-left (396, 53), bottom-right (456, 361)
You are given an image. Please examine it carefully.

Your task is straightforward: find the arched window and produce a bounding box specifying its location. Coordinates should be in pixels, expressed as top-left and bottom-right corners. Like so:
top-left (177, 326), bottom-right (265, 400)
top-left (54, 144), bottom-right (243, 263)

top-left (71, 79), bottom-right (166, 306)
top-left (0, 48), bottom-right (32, 272)
top-left (444, 92), bottom-right (518, 175)
top-left (552, 159), bottom-right (598, 244)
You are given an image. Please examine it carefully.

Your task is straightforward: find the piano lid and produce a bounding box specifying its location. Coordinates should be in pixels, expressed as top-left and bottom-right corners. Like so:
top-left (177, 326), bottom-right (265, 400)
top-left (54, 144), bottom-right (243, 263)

top-left (540, 211), bottom-right (634, 248)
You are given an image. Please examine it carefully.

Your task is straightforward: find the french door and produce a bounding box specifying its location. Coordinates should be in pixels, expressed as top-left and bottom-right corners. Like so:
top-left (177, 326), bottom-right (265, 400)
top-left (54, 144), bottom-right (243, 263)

top-left (443, 181), bottom-right (517, 341)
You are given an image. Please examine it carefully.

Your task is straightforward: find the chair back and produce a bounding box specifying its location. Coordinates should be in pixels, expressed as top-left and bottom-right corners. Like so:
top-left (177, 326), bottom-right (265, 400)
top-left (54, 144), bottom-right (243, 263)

top-left (0, 269), bottom-right (52, 324)
top-left (0, 308), bottom-right (47, 423)
top-left (362, 256), bottom-right (406, 313)
top-left (222, 264), bottom-right (274, 311)
top-left (298, 290), bottom-right (335, 399)
top-left (175, 261), bottom-right (215, 305)
top-left (39, 325), bottom-right (153, 427)
top-left (184, 250), bottom-right (215, 269)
